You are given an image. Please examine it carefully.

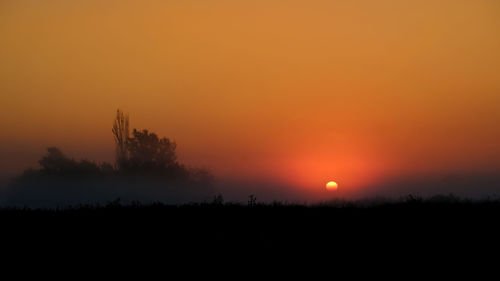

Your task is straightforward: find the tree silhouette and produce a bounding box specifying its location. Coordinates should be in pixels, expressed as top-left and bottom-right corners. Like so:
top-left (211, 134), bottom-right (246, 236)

top-left (125, 129), bottom-right (178, 172)
top-left (39, 147), bottom-right (75, 172)
top-left (112, 109), bottom-right (130, 170)
top-left (6, 110), bottom-right (215, 207)
top-left (38, 147), bottom-right (104, 175)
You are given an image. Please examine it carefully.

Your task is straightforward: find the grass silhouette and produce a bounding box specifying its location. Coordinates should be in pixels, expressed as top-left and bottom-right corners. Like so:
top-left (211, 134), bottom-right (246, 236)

top-left (2, 195), bottom-right (500, 251)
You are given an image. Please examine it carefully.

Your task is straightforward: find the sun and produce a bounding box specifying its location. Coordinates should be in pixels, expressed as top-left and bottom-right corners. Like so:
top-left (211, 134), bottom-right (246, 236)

top-left (326, 181), bottom-right (338, 191)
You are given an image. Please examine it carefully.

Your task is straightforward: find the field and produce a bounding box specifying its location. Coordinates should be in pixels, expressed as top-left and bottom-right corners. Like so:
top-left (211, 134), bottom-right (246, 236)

top-left (3, 196), bottom-right (500, 256)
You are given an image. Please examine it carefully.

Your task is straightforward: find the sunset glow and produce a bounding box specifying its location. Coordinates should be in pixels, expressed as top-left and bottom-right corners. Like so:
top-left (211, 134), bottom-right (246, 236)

top-left (1, 0), bottom-right (500, 201)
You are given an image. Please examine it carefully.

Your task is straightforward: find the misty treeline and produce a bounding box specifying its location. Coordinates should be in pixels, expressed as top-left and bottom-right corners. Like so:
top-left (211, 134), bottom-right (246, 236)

top-left (5, 110), bottom-right (214, 207)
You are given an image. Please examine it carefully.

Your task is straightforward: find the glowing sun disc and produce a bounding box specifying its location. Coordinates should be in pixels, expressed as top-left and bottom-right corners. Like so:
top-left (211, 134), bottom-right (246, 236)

top-left (326, 181), bottom-right (338, 191)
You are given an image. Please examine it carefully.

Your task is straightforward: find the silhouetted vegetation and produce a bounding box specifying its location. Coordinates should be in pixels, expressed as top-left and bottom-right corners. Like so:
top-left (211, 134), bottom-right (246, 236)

top-left (5, 110), bottom-right (214, 207)
top-left (38, 147), bottom-right (112, 176)
top-left (112, 109), bottom-right (129, 170)
top-left (2, 195), bottom-right (500, 258)
top-left (121, 129), bottom-right (184, 176)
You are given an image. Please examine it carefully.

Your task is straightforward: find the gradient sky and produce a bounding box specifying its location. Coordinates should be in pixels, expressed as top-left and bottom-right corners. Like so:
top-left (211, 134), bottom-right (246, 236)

top-left (1, 0), bottom-right (500, 199)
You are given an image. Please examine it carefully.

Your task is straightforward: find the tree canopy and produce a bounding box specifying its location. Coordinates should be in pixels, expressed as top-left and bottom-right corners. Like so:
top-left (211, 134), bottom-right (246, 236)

top-left (123, 129), bottom-right (179, 173)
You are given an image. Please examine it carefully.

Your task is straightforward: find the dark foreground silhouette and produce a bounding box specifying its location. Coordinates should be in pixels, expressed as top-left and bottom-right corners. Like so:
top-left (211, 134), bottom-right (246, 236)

top-left (3, 196), bottom-right (500, 257)
top-left (3, 196), bottom-right (500, 276)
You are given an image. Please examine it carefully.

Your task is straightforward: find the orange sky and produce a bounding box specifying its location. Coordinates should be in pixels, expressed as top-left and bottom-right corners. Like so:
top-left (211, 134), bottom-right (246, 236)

top-left (1, 0), bottom-right (500, 198)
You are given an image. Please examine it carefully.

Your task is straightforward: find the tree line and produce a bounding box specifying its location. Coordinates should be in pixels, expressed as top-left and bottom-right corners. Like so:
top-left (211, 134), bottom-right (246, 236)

top-left (5, 110), bottom-right (213, 207)
top-left (33, 109), bottom-right (211, 181)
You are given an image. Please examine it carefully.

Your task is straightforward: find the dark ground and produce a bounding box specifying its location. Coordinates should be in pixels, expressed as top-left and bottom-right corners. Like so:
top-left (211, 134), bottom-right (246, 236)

top-left (2, 196), bottom-right (499, 273)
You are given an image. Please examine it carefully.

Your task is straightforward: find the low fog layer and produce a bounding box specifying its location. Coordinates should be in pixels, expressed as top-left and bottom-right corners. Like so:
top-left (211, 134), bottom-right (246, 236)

top-left (2, 110), bottom-right (500, 208)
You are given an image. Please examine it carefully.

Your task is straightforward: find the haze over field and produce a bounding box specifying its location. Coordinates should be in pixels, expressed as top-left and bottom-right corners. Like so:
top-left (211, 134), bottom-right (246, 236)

top-left (1, 0), bottom-right (500, 202)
